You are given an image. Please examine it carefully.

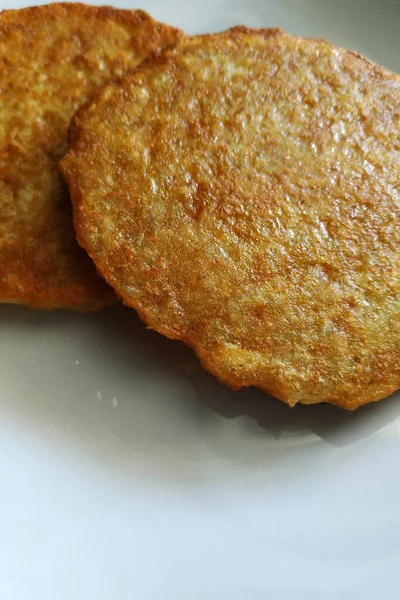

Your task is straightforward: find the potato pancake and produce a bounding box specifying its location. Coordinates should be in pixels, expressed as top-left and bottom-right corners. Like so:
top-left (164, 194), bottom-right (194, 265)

top-left (0, 3), bottom-right (181, 309)
top-left (61, 27), bottom-right (400, 407)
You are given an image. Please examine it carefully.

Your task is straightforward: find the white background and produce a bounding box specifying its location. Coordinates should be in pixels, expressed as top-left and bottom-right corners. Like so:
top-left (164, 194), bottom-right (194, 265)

top-left (1, 1), bottom-right (400, 598)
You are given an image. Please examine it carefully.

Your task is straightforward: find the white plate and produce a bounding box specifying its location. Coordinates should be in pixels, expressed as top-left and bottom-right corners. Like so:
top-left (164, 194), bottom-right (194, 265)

top-left (1, 1), bottom-right (400, 598)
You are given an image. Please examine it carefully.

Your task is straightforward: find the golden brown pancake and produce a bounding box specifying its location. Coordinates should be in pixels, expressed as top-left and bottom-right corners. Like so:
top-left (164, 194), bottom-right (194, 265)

top-left (61, 27), bottom-right (400, 408)
top-left (0, 3), bottom-right (181, 310)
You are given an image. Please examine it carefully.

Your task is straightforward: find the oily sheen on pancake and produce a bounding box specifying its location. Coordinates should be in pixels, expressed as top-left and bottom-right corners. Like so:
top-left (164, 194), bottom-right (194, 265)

top-left (61, 27), bottom-right (400, 408)
top-left (0, 3), bottom-right (181, 310)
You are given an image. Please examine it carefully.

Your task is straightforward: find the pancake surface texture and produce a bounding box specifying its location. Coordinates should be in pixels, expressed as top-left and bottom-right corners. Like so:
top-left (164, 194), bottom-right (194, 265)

top-left (61, 28), bottom-right (400, 408)
top-left (0, 3), bottom-right (181, 309)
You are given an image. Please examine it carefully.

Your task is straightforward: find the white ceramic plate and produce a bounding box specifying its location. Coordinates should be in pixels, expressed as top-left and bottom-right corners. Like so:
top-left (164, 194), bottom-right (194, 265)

top-left (1, 1), bottom-right (400, 598)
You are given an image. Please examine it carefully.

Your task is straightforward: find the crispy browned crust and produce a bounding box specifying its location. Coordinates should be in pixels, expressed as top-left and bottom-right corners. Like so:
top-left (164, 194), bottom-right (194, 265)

top-left (61, 27), bottom-right (400, 406)
top-left (0, 3), bottom-right (182, 310)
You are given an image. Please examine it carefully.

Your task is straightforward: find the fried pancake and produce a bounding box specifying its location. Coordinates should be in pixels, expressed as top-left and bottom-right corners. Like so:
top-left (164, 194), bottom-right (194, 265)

top-left (0, 3), bottom-right (181, 310)
top-left (61, 27), bottom-right (400, 408)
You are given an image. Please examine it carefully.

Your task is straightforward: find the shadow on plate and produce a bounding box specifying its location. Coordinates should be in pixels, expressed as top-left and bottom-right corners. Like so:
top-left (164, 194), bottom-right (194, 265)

top-left (88, 305), bottom-right (400, 448)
